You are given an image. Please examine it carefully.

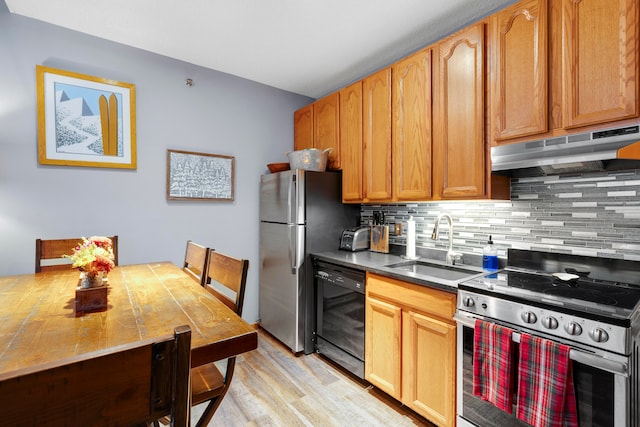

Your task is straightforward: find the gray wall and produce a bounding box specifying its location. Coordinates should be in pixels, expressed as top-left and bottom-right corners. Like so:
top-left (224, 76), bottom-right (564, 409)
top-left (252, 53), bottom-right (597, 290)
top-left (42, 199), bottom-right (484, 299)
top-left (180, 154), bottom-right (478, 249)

top-left (0, 3), bottom-right (313, 324)
top-left (363, 169), bottom-right (640, 263)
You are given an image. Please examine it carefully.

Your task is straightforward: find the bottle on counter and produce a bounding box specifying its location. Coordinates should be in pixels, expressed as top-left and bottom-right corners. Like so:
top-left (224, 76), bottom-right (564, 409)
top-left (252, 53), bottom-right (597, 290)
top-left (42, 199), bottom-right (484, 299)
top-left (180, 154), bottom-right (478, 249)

top-left (405, 216), bottom-right (416, 259)
top-left (482, 235), bottom-right (499, 272)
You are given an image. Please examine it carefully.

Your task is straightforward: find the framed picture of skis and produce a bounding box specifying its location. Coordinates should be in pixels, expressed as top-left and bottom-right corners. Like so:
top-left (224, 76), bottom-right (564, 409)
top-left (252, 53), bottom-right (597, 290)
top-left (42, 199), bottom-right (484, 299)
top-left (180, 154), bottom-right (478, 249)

top-left (36, 65), bottom-right (137, 169)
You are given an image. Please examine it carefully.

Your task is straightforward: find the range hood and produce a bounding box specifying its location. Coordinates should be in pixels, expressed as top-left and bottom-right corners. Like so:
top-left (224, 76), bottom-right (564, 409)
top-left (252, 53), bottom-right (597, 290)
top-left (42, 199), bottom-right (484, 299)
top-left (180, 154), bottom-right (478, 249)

top-left (491, 124), bottom-right (640, 177)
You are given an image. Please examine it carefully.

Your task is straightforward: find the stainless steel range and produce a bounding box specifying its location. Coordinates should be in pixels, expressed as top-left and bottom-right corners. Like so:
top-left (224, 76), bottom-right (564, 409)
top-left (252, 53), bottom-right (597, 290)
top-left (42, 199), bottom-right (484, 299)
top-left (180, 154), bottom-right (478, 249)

top-left (455, 249), bottom-right (640, 427)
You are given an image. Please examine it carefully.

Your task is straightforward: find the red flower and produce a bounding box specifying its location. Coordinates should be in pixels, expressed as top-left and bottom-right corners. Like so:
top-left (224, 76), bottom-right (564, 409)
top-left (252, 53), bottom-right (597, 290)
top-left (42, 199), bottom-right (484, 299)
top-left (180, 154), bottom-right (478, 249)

top-left (89, 236), bottom-right (113, 251)
top-left (93, 254), bottom-right (115, 274)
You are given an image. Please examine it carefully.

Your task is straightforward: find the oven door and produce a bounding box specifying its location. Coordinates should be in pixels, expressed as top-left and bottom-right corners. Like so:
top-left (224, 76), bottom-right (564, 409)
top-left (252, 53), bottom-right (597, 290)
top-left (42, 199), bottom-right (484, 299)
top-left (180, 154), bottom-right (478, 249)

top-left (455, 312), bottom-right (630, 427)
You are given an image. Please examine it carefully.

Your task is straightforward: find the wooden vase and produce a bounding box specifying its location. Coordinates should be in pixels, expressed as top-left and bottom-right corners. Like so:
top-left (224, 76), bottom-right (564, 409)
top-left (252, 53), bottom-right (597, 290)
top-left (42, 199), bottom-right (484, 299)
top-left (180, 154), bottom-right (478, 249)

top-left (75, 272), bottom-right (108, 314)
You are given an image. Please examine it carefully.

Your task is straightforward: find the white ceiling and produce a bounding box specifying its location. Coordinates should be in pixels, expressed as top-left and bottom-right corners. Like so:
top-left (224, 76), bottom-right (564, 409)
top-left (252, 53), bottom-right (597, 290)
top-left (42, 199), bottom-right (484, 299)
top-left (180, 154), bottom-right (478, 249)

top-left (6, 0), bottom-right (516, 98)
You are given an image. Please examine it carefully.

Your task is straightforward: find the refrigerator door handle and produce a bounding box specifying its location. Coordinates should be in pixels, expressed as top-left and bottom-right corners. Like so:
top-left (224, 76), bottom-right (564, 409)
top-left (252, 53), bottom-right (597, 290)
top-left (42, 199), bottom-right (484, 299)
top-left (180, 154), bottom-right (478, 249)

top-left (289, 226), bottom-right (297, 273)
top-left (289, 225), bottom-right (305, 274)
top-left (288, 172), bottom-right (297, 224)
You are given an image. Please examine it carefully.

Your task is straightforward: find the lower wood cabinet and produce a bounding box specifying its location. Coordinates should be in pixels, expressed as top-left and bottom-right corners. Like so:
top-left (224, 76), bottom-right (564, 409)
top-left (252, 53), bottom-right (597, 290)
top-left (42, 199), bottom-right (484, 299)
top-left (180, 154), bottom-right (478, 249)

top-left (365, 273), bottom-right (457, 427)
top-left (402, 310), bottom-right (456, 427)
top-left (365, 295), bottom-right (402, 397)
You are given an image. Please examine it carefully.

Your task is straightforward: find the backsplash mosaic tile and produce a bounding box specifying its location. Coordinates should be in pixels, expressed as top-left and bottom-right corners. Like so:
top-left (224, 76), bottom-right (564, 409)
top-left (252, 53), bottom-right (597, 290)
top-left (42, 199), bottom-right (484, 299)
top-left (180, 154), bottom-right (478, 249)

top-left (360, 169), bottom-right (640, 261)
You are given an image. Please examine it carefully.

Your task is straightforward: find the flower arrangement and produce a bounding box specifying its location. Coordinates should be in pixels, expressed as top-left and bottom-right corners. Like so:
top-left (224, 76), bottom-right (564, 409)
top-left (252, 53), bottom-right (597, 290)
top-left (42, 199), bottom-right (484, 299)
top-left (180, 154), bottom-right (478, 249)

top-left (65, 236), bottom-right (115, 280)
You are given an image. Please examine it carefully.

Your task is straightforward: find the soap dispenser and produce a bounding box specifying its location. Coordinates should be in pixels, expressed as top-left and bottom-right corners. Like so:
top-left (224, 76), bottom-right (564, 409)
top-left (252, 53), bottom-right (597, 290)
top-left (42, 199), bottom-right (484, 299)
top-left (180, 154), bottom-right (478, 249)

top-left (482, 235), bottom-right (498, 271)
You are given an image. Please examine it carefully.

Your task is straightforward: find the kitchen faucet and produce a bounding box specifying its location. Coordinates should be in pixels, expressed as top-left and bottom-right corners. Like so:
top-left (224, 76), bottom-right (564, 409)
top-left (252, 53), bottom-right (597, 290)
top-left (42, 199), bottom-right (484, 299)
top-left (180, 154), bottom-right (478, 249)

top-left (431, 213), bottom-right (462, 265)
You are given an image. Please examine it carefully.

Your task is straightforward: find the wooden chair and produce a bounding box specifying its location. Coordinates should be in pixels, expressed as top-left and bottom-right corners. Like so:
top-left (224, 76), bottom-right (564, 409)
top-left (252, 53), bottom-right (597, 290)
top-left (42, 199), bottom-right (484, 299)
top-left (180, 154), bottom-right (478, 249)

top-left (182, 240), bottom-right (210, 287)
top-left (0, 325), bottom-right (192, 426)
top-left (35, 235), bottom-right (119, 273)
top-left (191, 250), bottom-right (249, 427)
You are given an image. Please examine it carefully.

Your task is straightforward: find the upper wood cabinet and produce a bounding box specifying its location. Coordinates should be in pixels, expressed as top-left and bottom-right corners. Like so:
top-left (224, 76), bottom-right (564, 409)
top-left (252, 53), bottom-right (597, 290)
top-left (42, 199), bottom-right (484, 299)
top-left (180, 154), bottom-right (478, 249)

top-left (344, 50), bottom-right (433, 204)
top-left (490, 0), bottom-right (639, 144)
top-left (363, 68), bottom-right (393, 202)
top-left (293, 93), bottom-right (341, 170)
top-left (293, 104), bottom-right (313, 151)
top-left (313, 92), bottom-right (341, 170)
top-left (293, 0), bottom-right (637, 201)
top-left (433, 23), bottom-right (487, 200)
top-left (340, 82), bottom-right (364, 202)
top-left (562, 0), bottom-right (639, 129)
top-left (490, 0), bottom-right (548, 141)
top-left (392, 48), bottom-right (433, 201)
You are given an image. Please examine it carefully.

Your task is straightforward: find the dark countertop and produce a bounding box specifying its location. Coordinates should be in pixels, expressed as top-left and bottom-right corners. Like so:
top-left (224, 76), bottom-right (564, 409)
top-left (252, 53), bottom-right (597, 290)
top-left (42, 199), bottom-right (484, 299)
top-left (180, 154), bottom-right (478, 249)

top-left (312, 248), bottom-right (487, 293)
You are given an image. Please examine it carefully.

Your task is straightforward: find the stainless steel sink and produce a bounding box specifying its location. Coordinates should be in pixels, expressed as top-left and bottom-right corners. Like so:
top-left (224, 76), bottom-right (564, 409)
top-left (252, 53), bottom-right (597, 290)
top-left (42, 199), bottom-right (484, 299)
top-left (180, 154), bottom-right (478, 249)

top-left (384, 260), bottom-right (481, 282)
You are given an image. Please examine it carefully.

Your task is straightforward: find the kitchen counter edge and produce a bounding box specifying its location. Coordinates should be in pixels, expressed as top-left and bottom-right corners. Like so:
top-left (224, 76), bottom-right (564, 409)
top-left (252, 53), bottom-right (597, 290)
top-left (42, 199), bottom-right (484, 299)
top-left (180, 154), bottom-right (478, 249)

top-left (311, 250), bottom-right (486, 294)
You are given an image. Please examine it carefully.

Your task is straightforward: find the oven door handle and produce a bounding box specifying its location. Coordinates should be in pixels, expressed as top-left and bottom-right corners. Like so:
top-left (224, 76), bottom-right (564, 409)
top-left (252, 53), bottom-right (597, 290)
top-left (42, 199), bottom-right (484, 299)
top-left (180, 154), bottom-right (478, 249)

top-left (454, 313), bottom-right (629, 377)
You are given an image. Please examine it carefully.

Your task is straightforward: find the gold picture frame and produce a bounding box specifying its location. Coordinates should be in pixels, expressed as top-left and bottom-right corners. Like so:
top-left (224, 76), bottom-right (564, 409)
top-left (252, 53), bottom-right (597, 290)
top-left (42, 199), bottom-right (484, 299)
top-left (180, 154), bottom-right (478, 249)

top-left (167, 149), bottom-right (235, 201)
top-left (36, 65), bottom-right (136, 169)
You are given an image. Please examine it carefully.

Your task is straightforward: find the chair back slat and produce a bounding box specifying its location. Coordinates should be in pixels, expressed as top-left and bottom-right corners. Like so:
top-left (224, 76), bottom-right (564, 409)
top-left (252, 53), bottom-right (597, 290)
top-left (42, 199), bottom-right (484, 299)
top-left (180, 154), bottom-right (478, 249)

top-left (35, 236), bottom-right (119, 273)
top-left (205, 250), bottom-right (249, 316)
top-left (183, 241), bottom-right (209, 286)
top-left (192, 250), bottom-right (249, 426)
top-left (0, 325), bottom-right (191, 426)
top-left (172, 325), bottom-right (193, 425)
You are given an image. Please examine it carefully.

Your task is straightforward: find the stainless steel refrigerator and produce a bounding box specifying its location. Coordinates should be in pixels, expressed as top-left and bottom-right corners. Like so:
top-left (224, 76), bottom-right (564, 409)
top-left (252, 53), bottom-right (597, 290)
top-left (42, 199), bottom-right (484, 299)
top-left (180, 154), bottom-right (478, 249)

top-left (259, 169), bottom-right (359, 354)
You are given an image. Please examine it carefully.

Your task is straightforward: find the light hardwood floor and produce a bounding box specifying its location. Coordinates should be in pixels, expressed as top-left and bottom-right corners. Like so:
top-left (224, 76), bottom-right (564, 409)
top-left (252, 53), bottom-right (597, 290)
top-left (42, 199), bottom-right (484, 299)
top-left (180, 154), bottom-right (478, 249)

top-left (192, 329), bottom-right (435, 426)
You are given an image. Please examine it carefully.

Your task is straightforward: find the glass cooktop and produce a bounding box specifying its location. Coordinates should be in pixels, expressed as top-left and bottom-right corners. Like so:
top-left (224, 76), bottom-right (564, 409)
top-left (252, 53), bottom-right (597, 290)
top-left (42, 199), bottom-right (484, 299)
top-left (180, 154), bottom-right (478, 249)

top-left (505, 270), bottom-right (640, 310)
top-left (458, 249), bottom-right (640, 321)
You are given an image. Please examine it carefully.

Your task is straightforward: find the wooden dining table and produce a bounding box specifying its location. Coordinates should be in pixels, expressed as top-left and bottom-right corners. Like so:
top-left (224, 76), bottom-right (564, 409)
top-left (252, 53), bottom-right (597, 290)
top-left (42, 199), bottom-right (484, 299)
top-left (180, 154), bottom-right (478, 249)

top-left (0, 262), bottom-right (258, 377)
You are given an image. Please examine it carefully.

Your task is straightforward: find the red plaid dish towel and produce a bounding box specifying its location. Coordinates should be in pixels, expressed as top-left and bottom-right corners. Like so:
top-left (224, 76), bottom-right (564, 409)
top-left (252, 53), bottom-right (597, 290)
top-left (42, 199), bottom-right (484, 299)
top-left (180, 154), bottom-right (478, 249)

top-left (473, 319), bottom-right (515, 413)
top-left (517, 333), bottom-right (579, 427)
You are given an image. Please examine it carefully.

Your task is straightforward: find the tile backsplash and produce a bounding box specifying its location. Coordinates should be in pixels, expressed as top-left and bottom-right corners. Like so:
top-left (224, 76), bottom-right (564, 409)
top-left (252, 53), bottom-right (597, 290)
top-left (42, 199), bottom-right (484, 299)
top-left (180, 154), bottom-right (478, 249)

top-left (360, 169), bottom-right (640, 261)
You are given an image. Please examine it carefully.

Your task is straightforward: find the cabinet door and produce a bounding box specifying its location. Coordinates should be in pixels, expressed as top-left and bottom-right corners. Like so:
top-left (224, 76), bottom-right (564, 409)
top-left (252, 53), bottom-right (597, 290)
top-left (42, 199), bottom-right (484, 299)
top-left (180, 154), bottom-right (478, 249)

top-left (314, 93), bottom-right (341, 170)
top-left (491, 0), bottom-right (548, 142)
top-left (563, 0), bottom-right (639, 128)
top-left (293, 104), bottom-right (313, 151)
top-left (402, 311), bottom-right (456, 427)
top-left (392, 48), bottom-right (433, 201)
top-left (365, 294), bottom-right (401, 399)
top-left (433, 24), bottom-right (486, 199)
top-left (340, 82), bottom-right (364, 202)
top-left (363, 68), bottom-right (392, 202)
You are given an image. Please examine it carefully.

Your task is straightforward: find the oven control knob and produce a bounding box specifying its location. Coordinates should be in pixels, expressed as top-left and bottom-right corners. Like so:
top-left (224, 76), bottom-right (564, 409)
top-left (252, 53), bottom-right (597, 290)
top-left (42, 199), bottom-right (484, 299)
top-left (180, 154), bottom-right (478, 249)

top-left (564, 321), bottom-right (583, 336)
top-left (589, 328), bottom-right (609, 343)
top-left (521, 311), bottom-right (537, 324)
top-left (541, 316), bottom-right (559, 330)
top-left (462, 297), bottom-right (475, 308)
